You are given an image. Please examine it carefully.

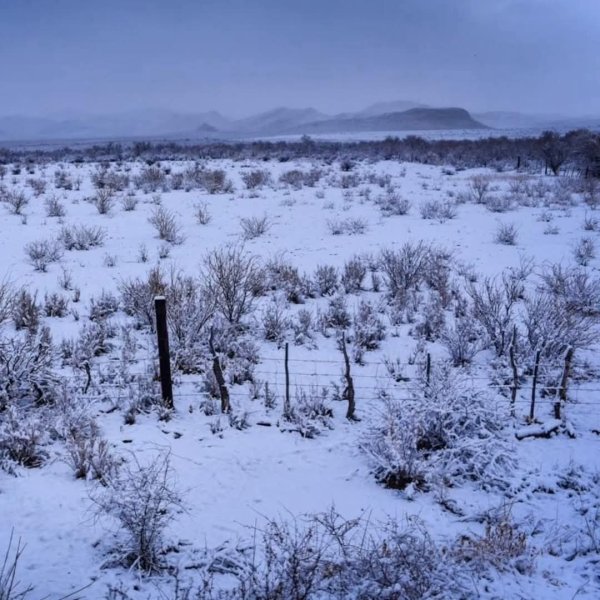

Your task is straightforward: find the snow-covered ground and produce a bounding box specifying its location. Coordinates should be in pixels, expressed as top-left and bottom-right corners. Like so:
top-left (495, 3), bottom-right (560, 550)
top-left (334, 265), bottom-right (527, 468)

top-left (0, 156), bottom-right (599, 598)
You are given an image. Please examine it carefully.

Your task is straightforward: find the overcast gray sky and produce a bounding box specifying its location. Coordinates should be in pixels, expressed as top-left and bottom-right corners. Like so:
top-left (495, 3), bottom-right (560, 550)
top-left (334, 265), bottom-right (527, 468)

top-left (0, 0), bottom-right (599, 117)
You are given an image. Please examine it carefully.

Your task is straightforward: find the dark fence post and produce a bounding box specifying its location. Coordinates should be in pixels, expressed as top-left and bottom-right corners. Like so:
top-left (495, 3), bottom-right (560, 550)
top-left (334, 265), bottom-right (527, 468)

top-left (284, 343), bottom-right (291, 418)
top-left (154, 296), bottom-right (174, 410)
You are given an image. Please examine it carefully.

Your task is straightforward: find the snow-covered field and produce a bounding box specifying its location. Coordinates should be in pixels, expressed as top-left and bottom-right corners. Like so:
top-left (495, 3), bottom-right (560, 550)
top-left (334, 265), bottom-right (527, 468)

top-left (0, 156), bottom-right (599, 598)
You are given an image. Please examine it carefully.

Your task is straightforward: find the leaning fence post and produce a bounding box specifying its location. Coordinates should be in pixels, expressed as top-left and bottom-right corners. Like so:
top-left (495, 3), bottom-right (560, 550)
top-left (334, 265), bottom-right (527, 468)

top-left (154, 296), bottom-right (174, 410)
top-left (529, 349), bottom-right (541, 422)
top-left (555, 346), bottom-right (574, 420)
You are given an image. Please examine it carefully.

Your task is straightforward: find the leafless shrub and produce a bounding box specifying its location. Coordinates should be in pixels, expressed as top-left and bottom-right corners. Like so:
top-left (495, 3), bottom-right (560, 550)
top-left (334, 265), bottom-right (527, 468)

top-left (313, 264), bottom-right (339, 296)
top-left (121, 194), bottom-right (138, 211)
top-left (0, 531), bottom-right (34, 599)
top-left (573, 237), bottom-right (596, 266)
top-left (341, 255), bottom-right (367, 293)
top-left (441, 316), bottom-right (483, 366)
top-left (0, 279), bottom-right (15, 327)
top-left (419, 199), bottom-right (457, 221)
top-left (583, 213), bottom-right (599, 231)
top-left (0, 406), bottom-right (48, 471)
top-left (203, 246), bottom-right (262, 325)
top-left (353, 300), bottom-right (386, 351)
top-left (469, 174), bottom-right (490, 203)
top-left (91, 452), bottom-right (182, 572)
top-left (27, 177), bottom-right (46, 196)
top-left (134, 166), bottom-right (167, 193)
top-left (494, 222), bottom-right (518, 245)
top-left (58, 224), bottom-right (106, 250)
top-left (376, 189), bottom-right (411, 216)
top-left (24, 239), bottom-right (63, 272)
top-left (11, 289), bottom-right (40, 332)
top-left (485, 195), bottom-right (514, 213)
top-left (233, 509), bottom-right (466, 600)
top-left (241, 169), bottom-right (271, 190)
top-left (240, 215), bottom-right (270, 240)
top-left (379, 242), bottom-right (429, 305)
top-left (91, 189), bottom-right (115, 215)
top-left (195, 201), bottom-right (211, 225)
top-left (44, 195), bottom-right (66, 217)
top-left (453, 507), bottom-right (534, 574)
top-left (65, 422), bottom-right (119, 484)
top-left (261, 297), bottom-right (290, 343)
top-left (148, 207), bottom-right (185, 244)
top-left (327, 217), bottom-right (367, 235)
top-left (4, 191), bottom-right (29, 216)
top-left (43, 292), bottom-right (69, 318)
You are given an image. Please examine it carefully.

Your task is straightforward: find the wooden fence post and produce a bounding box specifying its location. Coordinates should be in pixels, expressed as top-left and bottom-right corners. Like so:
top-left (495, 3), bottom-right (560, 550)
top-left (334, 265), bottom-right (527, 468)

top-left (555, 347), bottom-right (574, 420)
top-left (341, 333), bottom-right (356, 420)
top-left (154, 296), bottom-right (174, 410)
top-left (529, 349), bottom-right (541, 422)
top-left (284, 343), bottom-right (291, 418)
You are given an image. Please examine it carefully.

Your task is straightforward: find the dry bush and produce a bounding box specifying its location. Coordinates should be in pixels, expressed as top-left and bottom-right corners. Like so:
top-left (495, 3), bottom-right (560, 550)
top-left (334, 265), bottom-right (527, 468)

top-left (44, 195), bottom-right (66, 217)
top-left (240, 215), bottom-right (270, 240)
top-left (494, 222), bottom-right (518, 245)
top-left (148, 206), bottom-right (185, 244)
top-left (241, 169), bottom-right (271, 190)
top-left (24, 239), bottom-right (63, 272)
top-left (58, 224), bottom-right (106, 250)
top-left (91, 452), bottom-right (182, 572)
top-left (91, 189), bottom-right (115, 215)
top-left (469, 174), bottom-right (490, 203)
top-left (195, 201), bottom-right (211, 225)
top-left (4, 191), bottom-right (29, 215)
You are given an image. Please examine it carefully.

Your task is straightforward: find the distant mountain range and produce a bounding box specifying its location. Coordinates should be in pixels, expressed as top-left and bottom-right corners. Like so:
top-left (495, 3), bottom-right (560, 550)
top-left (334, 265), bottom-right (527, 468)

top-left (0, 102), bottom-right (597, 142)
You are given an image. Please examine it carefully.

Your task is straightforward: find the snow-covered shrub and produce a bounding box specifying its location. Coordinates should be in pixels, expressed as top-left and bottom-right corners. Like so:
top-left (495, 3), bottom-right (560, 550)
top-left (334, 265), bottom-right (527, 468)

top-left (283, 385), bottom-right (333, 438)
top-left (453, 507), bottom-right (534, 575)
top-left (341, 255), bottom-right (367, 293)
top-left (0, 532), bottom-right (34, 598)
top-left (0, 406), bottom-right (48, 472)
top-left (44, 194), bottom-right (66, 217)
top-left (322, 294), bottom-right (351, 331)
top-left (195, 201), bottom-right (211, 224)
top-left (121, 194), bottom-right (138, 211)
top-left (91, 452), bottom-right (182, 572)
top-left (313, 264), bottom-right (339, 296)
top-left (414, 293), bottom-right (446, 342)
top-left (65, 421), bottom-right (119, 484)
top-left (134, 165), bottom-right (167, 193)
top-left (4, 190), bottom-right (29, 215)
top-left (469, 175), bottom-right (490, 204)
top-left (0, 279), bottom-right (14, 326)
top-left (361, 364), bottom-right (514, 490)
top-left (242, 169), bottom-right (270, 190)
top-left (440, 316), bottom-right (483, 366)
top-left (485, 195), bottom-right (514, 213)
top-left (43, 292), bottom-right (69, 318)
top-left (234, 509), bottom-right (465, 600)
top-left (24, 239), bottom-right (62, 271)
top-left (494, 222), bottom-right (518, 245)
top-left (148, 206), bottom-right (185, 244)
top-left (379, 242), bottom-right (428, 306)
top-left (327, 217), bottom-right (368, 236)
top-left (120, 265), bottom-right (167, 330)
top-left (12, 289), bottom-right (40, 332)
top-left (203, 245), bottom-right (262, 325)
top-left (353, 300), bottom-right (386, 351)
top-left (0, 328), bottom-right (58, 410)
top-left (419, 199), bottom-right (457, 221)
top-left (573, 236), bottom-right (596, 266)
top-left (292, 308), bottom-right (316, 347)
top-left (264, 254), bottom-right (309, 304)
top-left (89, 290), bottom-right (120, 322)
top-left (261, 297), bottom-right (290, 343)
top-left (240, 215), bottom-right (270, 240)
top-left (522, 291), bottom-right (600, 362)
top-left (467, 274), bottom-right (519, 356)
top-left (91, 188), bottom-right (115, 214)
top-left (58, 224), bottom-right (106, 250)
top-left (376, 189), bottom-right (411, 216)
